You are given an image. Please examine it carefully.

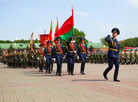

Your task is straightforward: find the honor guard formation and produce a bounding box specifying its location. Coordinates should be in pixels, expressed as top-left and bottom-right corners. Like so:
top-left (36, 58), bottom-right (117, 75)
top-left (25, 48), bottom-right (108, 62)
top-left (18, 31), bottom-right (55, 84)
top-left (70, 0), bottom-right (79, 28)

top-left (1, 28), bottom-right (138, 82)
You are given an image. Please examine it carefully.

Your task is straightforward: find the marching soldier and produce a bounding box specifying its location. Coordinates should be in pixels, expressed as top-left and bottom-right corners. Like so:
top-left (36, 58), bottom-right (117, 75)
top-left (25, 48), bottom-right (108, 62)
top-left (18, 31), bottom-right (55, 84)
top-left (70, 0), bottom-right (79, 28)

top-left (7, 50), bottom-right (10, 67)
top-left (22, 49), bottom-right (28, 69)
top-left (103, 28), bottom-right (120, 82)
top-left (100, 52), bottom-right (105, 63)
top-left (130, 49), bottom-right (135, 64)
top-left (78, 37), bottom-right (88, 75)
top-left (13, 49), bottom-right (18, 68)
top-left (104, 51), bottom-right (108, 63)
top-left (125, 49), bottom-right (130, 64)
top-left (11, 50), bottom-right (14, 68)
top-left (28, 50), bottom-right (34, 68)
top-left (120, 50), bottom-right (125, 64)
top-left (93, 53), bottom-right (96, 63)
top-left (44, 41), bottom-right (53, 74)
top-left (135, 50), bottom-right (138, 64)
top-left (38, 44), bottom-right (45, 72)
top-left (53, 37), bottom-right (64, 76)
top-left (34, 49), bottom-right (39, 68)
top-left (17, 49), bottom-right (22, 68)
top-left (90, 53), bottom-right (94, 63)
top-left (66, 37), bottom-right (77, 75)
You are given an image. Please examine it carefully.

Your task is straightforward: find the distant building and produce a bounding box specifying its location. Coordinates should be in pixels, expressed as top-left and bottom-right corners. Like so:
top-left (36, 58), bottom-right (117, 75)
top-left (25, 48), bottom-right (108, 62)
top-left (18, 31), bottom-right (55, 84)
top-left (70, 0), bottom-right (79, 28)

top-left (87, 42), bottom-right (108, 52)
top-left (0, 43), bottom-right (40, 50)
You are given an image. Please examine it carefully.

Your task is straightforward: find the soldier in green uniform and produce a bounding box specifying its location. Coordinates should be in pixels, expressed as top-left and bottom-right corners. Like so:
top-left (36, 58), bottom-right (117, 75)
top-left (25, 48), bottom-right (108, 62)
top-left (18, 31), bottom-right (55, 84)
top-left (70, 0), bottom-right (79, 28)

top-left (22, 49), bottom-right (28, 69)
top-left (95, 52), bottom-right (98, 63)
top-left (93, 53), bottom-right (96, 63)
top-left (135, 50), bottom-right (138, 64)
top-left (28, 50), bottom-right (34, 68)
top-left (38, 44), bottom-right (44, 72)
top-left (125, 49), bottom-right (130, 64)
top-left (13, 49), bottom-right (18, 68)
top-left (7, 50), bottom-right (10, 67)
top-left (130, 50), bottom-right (135, 64)
top-left (104, 51), bottom-right (108, 63)
top-left (11, 50), bottom-right (14, 68)
top-left (120, 50), bottom-right (125, 64)
top-left (96, 52), bottom-right (100, 63)
top-left (17, 50), bottom-right (22, 68)
top-left (90, 53), bottom-right (94, 63)
top-left (101, 52), bottom-right (105, 63)
top-left (99, 52), bottom-right (102, 63)
top-left (33, 49), bottom-right (39, 69)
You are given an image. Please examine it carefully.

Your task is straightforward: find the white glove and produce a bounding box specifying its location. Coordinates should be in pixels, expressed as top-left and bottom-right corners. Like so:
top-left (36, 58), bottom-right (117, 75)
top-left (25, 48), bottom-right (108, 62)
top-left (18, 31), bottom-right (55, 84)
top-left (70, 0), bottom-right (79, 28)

top-left (72, 41), bottom-right (75, 43)
top-left (74, 51), bottom-right (76, 53)
top-left (71, 41), bottom-right (75, 43)
top-left (109, 33), bottom-right (112, 36)
top-left (52, 58), bottom-right (56, 62)
top-left (21, 59), bottom-right (23, 61)
top-left (32, 56), bottom-right (34, 58)
top-left (63, 56), bottom-right (66, 59)
top-left (77, 56), bottom-right (79, 60)
top-left (44, 57), bottom-right (46, 60)
top-left (37, 57), bottom-right (39, 60)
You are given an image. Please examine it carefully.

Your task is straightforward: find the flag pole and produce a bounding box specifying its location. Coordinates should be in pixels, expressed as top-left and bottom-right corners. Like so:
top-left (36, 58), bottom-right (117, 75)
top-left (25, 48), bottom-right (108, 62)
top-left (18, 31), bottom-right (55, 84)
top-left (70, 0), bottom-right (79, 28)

top-left (71, 2), bottom-right (75, 39)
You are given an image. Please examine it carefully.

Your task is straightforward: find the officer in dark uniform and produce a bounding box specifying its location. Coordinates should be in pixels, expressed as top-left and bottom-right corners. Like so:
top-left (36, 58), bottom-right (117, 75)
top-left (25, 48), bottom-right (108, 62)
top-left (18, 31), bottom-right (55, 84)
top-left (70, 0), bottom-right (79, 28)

top-left (78, 37), bottom-right (88, 75)
top-left (66, 37), bottom-right (77, 75)
top-left (103, 28), bottom-right (120, 82)
top-left (44, 40), bottom-right (53, 74)
top-left (53, 37), bottom-right (64, 76)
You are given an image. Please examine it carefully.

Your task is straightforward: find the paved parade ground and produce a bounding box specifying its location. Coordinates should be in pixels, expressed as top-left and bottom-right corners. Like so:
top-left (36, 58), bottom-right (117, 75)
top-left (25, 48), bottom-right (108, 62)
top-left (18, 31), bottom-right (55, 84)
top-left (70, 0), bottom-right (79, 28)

top-left (0, 62), bottom-right (138, 102)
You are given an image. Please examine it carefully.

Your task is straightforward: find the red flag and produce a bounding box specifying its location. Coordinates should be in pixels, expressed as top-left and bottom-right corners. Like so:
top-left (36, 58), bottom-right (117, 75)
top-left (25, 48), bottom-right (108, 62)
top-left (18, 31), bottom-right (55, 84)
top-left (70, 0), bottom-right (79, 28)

top-left (54, 6), bottom-right (74, 41)
top-left (30, 32), bottom-right (33, 50)
top-left (47, 21), bottom-right (53, 46)
top-left (40, 34), bottom-right (49, 46)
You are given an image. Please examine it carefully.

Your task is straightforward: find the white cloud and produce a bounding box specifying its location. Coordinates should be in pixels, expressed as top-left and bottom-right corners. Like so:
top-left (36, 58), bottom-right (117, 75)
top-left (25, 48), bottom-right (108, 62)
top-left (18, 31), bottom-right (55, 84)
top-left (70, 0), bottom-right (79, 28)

top-left (128, 0), bottom-right (138, 8)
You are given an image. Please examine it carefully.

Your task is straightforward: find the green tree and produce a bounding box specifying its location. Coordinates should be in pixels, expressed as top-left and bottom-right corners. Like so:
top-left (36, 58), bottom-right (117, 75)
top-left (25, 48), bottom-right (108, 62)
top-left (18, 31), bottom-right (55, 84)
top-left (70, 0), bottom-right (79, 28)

top-left (100, 37), bottom-right (108, 46)
top-left (61, 28), bottom-right (89, 47)
top-left (34, 38), bottom-right (39, 43)
top-left (89, 45), bottom-right (94, 52)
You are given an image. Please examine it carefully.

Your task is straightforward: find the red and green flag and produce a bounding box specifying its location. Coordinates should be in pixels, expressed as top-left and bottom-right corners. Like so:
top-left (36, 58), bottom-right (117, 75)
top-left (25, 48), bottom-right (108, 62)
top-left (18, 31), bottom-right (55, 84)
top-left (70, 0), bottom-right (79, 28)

top-left (54, 6), bottom-right (74, 41)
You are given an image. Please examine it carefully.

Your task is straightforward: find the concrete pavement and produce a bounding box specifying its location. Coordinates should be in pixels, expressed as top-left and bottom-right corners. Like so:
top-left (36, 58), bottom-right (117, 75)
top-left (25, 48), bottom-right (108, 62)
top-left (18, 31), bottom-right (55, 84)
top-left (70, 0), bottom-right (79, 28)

top-left (0, 62), bottom-right (138, 102)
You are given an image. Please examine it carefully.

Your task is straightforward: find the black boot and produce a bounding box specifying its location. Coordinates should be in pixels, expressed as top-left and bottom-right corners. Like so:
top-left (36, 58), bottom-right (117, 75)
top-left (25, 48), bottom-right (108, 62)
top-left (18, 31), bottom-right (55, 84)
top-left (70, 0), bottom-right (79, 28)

top-left (80, 64), bottom-right (83, 74)
top-left (114, 79), bottom-right (120, 82)
top-left (48, 65), bottom-right (51, 74)
top-left (114, 68), bottom-right (120, 82)
top-left (103, 68), bottom-right (109, 80)
top-left (71, 66), bottom-right (74, 75)
top-left (59, 73), bottom-right (62, 76)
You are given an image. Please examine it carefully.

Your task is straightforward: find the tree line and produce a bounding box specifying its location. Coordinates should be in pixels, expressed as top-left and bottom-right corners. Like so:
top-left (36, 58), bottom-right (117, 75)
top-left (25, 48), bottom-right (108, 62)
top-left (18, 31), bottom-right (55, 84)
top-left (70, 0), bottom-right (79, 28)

top-left (100, 37), bottom-right (138, 50)
top-left (0, 39), bottom-right (40, 43)
top-left (0, 28), bottom-right (88, 47)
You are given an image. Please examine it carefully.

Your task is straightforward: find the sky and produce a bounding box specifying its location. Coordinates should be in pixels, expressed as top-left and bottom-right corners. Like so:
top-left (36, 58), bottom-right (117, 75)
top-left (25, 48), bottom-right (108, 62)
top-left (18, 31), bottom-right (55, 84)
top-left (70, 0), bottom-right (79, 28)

top-left (0, 0), bottom-right (138, 43)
